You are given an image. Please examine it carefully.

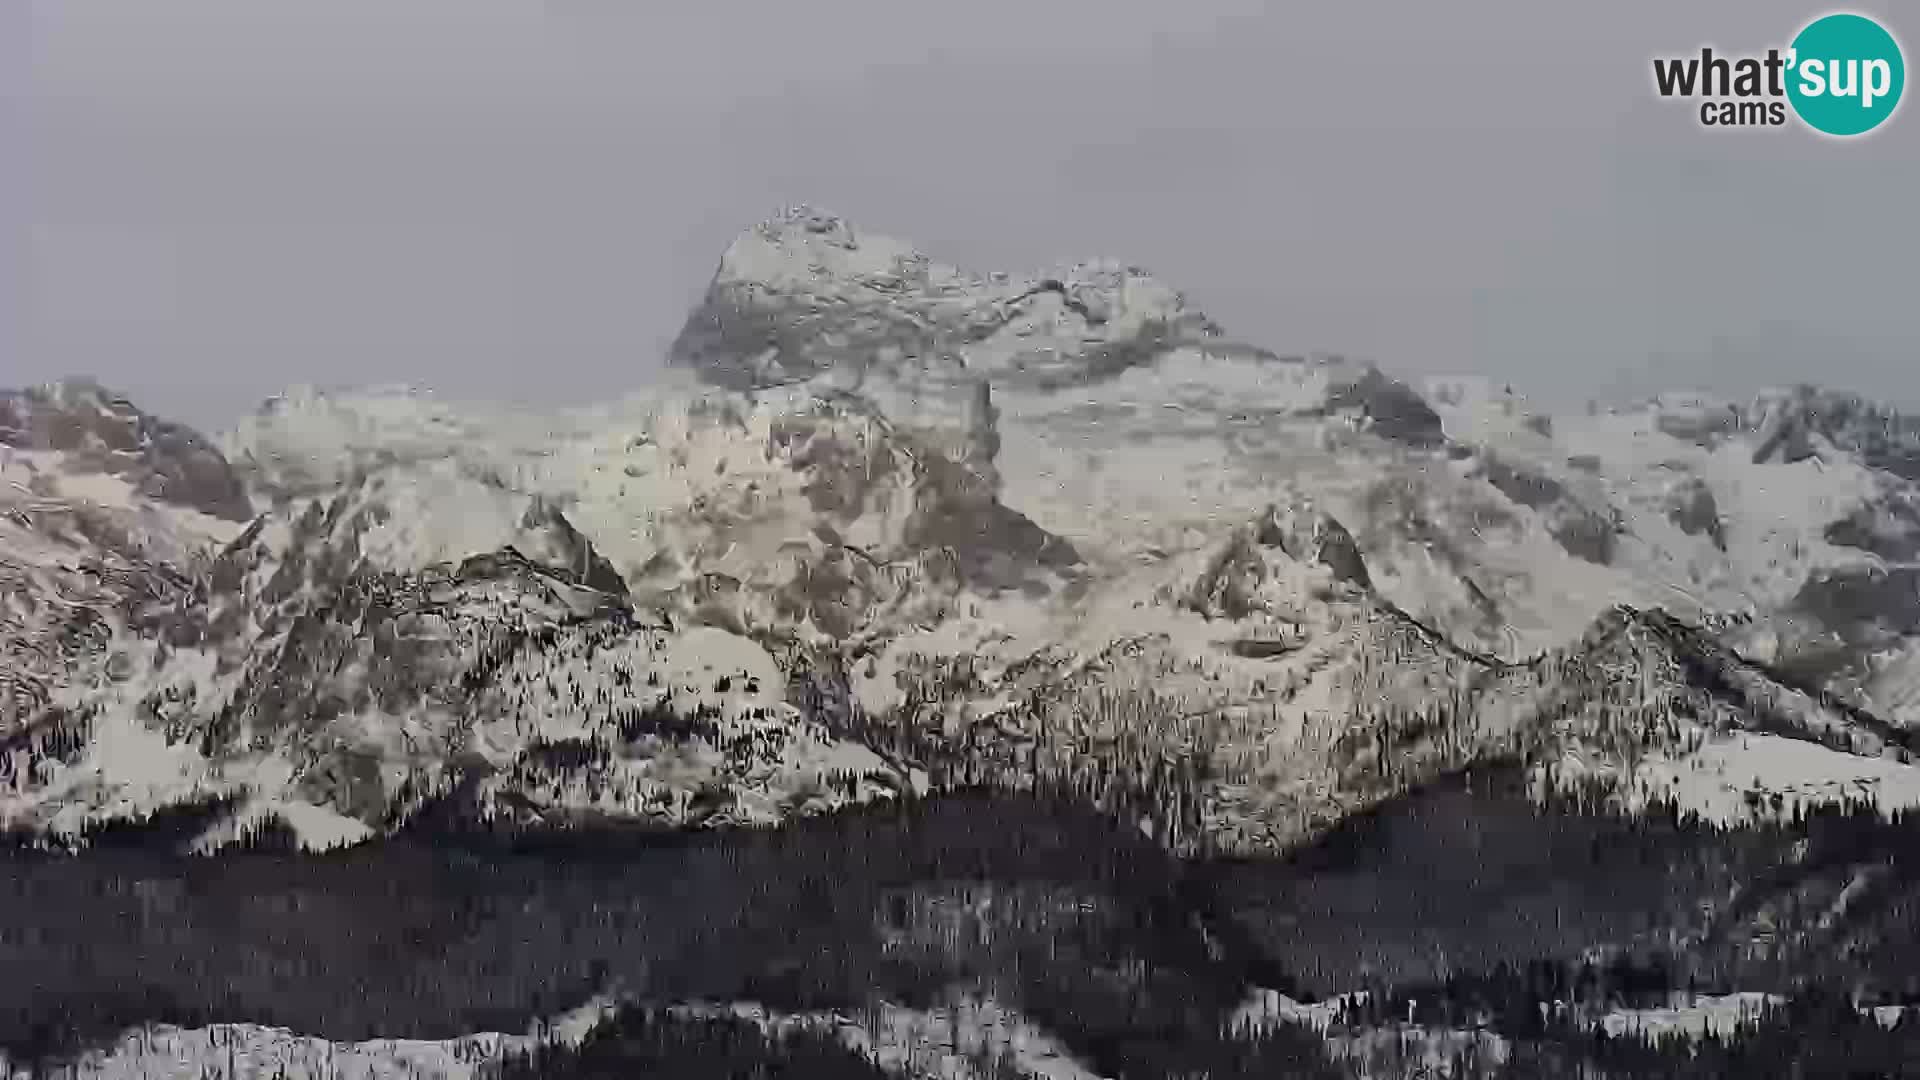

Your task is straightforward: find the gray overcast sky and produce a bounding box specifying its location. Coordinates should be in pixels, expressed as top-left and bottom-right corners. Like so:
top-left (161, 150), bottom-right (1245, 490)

top-left (7, 1), bottom-right (1918, 428)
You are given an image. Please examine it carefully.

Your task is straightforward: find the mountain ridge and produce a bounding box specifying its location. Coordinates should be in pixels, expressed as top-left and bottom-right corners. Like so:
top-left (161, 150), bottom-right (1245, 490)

top-left (6, 209), bottom-right (1920, 860)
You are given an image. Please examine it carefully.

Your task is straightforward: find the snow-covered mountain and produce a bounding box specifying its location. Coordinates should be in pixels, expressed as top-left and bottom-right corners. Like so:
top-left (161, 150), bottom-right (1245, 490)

top-left (6, 205), bottom-right (1920, 860)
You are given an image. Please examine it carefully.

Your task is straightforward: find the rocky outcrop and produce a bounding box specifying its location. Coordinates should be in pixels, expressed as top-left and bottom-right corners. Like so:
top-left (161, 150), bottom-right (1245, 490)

top-left (1824, 488), bottom-right (1920, 563)
top-left (1544, 503), bottom-right (1621, 566)
top-left (1475, 453), bottom-right (1622, 565)
top-left (1664, 476), bottom-right (1727, 550)
top-left (1481, 455), bottom-right (1567, 510)
top-left (1252, 503), bottom-right (1372, 590)
top-left (1321, 368), bottom-right (1447, 449)
top-left (962, 380), bottom-right (1002, 492)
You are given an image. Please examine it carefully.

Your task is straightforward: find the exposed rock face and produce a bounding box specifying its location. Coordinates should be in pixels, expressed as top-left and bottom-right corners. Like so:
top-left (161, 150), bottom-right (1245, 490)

top-left (517, 495), bottom-right (632, 598)
top-left (962, 380), bottom-right (1002, 492)
top-left (1481, 455), bottom-right (1567, 510)
top-left (1790, 565), bottom-right (1920, 645)
top-left (1253, 503), bottom-right (1372, 590)
top-left (1475, 453), bottom-right (1621, 565)
top-left (1664, 476), bottom-right (1727, 550)
top-left (1321, 368), bottom-right (1447, 449)
top-left (1824, 488), bottom-right (1920, 562)
top-left (0, 378), bottom-right (253, 521)
top-left (1543, 503), bottom-right (1621, 566)
top-left (1751, 398), bottom-right (1821, 465)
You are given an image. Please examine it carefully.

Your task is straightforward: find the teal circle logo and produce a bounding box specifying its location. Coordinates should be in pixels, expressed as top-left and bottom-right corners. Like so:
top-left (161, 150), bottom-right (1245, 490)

top-left (1786, 13), bottom-right (1905, 136)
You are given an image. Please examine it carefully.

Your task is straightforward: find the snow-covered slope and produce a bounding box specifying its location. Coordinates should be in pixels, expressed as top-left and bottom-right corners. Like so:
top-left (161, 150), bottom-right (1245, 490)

top-left (8, 209), bottom-right (1920, 857)
top-left (3, 448), bottom-right (904, 845)
top-left (2, 384), bottom-right (254, 834)
top-left (1426, 376), bottom-right (1920, 725)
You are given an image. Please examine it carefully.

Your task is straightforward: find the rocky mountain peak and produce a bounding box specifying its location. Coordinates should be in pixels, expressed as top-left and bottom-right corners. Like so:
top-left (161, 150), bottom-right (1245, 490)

top-left (1746, 384), bottom-right (1920, 477)
top-left (669, 205), bottom-right (1221, 397)
top-left (0, 377), bottom-right (253, 522)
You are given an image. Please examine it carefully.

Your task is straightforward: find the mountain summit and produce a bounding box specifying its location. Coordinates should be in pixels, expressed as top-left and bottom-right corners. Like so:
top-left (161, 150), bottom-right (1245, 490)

top-left (670, 204), bottom-right (1220, 395)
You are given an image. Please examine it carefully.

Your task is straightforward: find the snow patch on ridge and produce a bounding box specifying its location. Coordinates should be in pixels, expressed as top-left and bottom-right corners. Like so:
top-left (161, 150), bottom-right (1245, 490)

top-left (669, 995), bottom-right (1102, 1080)
top-left (11, 994), bottom-right (1107, 1080)
top-left (1594, 993), bottom-right (1785, 1041)
top-left (1553, 730), bottom-right (1920, 826)
top-left (0, 1000), bottom-right (622, 1080)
